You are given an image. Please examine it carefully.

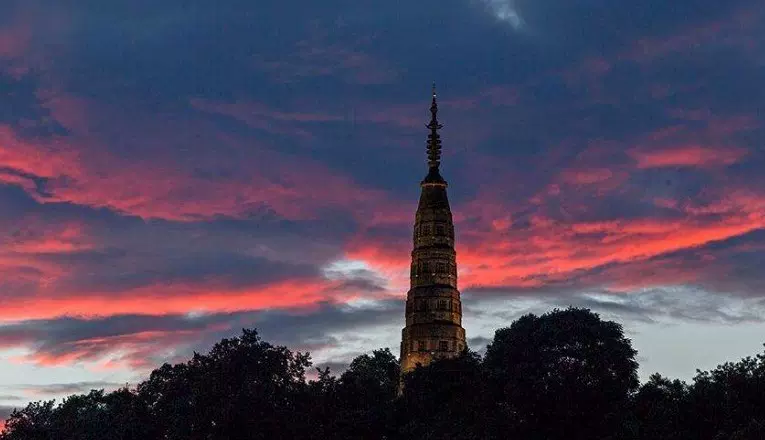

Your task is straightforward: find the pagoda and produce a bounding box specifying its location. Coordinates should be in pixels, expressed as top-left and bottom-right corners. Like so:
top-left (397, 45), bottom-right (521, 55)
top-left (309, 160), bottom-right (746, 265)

top-left (399, 85), bottom-right (467, 375)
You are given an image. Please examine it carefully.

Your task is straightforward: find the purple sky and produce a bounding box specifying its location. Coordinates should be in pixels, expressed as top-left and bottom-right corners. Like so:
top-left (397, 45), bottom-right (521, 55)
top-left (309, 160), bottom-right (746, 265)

top-left (1, 0), bottom-right (764, 422)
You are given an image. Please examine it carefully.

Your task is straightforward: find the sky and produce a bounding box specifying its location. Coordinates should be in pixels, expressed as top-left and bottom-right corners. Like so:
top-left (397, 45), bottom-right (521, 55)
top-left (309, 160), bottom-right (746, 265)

top-left (1, 0), bottom-right (765, 420)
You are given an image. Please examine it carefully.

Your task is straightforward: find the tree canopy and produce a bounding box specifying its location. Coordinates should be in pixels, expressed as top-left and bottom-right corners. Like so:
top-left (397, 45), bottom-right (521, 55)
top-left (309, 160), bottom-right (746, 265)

top-left (2, 307), bottom-right (764, 440)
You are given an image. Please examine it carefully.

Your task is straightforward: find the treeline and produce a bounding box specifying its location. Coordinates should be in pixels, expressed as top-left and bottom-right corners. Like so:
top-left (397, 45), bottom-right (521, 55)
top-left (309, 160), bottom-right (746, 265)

top-left (3, 308), bottom-right (765, 439)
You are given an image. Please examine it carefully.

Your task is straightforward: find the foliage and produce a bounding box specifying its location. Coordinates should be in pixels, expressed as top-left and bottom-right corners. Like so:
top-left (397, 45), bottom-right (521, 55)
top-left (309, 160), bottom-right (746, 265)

top-left (3, 311), bottom-right (765, 439)
top-left (484, 308), bottom-right (639, 440)
top-left (397, 350), bottom-right (491, 440)
top-left (629, 373), bottom-right (690, 440)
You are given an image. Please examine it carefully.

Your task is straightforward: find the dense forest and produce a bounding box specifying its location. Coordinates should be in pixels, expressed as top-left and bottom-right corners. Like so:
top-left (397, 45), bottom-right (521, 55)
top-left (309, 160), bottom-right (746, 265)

top-left (3, 308), bottom-right (765, 440)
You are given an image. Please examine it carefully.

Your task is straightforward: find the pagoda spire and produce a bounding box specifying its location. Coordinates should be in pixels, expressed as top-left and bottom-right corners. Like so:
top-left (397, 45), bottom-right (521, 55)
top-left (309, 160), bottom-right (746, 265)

top-left (399, 83), bottom-right (466, 381)
top-left (423, 83), bottom-right (446, 185)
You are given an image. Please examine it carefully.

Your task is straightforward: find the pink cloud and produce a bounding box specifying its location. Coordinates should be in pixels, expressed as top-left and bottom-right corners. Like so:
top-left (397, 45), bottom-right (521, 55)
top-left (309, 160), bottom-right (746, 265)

top-left (629, 145), bottom-right (748, 169)
top-left (351, 192), bottom-right (765, 292)
top-left (0, 278), bottom-right (361, 321)
top-left (0, 6), bottom-right (70, 78)
top-left (559, 168), bottom-right (623, 185)
top-left (0, 93), bottom-right (407, 224)
top-left (2, 217), bottom-right (93, 254)
top-left (0, 22), bottom-right (29, 60)
top-left (626, 5), bottom-right (761, 65)
top-left (345, 109), bottom-right (764, 295)
top-left (557, 3), bottom-right (762, 87)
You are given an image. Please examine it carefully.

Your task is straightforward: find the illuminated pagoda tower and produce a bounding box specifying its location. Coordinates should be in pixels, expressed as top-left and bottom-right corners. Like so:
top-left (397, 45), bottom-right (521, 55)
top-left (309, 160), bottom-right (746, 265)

top-left (400, 85), bottom-right (467, 375)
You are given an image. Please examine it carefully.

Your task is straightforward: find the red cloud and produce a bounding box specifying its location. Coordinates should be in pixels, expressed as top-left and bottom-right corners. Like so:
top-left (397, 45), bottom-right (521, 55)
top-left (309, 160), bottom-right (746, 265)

top-left (0, 277), bottom-right (365, 321)
top-left (629, 145), bottom-right (748, 169)
top-left (3, 217), bottom-right (93, 255)
top-left (356, 210), bottom-right (765, 291)
top-left (11, 329), bottom-right (206, 369)
top-left (0, 170), bottom-right (37, 193)
top-left (0, 94), bottom-right (408, 224)
top-left (559, 168), bottom-right (624, 185)
top-left (347, 176), bottom-right (765, 293)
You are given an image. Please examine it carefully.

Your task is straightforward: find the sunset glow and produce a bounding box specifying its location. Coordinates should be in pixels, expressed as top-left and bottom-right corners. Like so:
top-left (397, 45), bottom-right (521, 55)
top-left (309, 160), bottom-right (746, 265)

top-left (0, 0), bottom-right (764, 427)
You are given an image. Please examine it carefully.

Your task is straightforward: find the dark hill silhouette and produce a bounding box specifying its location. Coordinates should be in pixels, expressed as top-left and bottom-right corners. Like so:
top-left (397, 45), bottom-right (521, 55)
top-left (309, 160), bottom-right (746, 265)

top-left (3, 308), bottom-right (765, 440)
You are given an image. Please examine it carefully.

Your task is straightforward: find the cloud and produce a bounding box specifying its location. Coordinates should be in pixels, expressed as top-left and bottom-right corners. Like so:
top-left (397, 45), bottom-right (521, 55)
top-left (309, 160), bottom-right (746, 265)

top-left (629, 145), bottom-right (748, 169)
top-left (0, 300), bottom-right (404, 371)
top-left (464, 284), bottom-right (765, 326)
top-left (0, 406), bottom-right (14, 428)
top-left (0, 0), bottom-right (764, 418)
top-left (0, 24), bottom-right (27, 60)
top-left (0, 278), bottom-right (370, 321)
top-left (16, 381), bottom-right (124, 396)
top-left (624, 4), bottom-right (762, 65)
top-left (480, 0), bottom-right (525, 30)
top-left (0, 94), bottom-right (406, 224)
top-left (352, 198), bottom-right (765, 294)
top-left (0, 8), bottom-right (31, 79)
top-left (253, 29), bottom-right (400, 85)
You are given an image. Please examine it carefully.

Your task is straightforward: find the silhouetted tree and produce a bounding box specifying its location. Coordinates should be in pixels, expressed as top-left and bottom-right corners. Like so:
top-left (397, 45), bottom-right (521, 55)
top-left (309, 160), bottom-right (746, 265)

top-left (1, 400), bottom-right (56, 440)
top-left (300, 367), bottom-right (342, 439)
top-left (7, 314), bottom-right (765, 440)
top-left (685, 349), bottom-right (765, 440)
top-left (629, 373), bottom-right (690, 440)
top-left (397, 351), bottom-right (491, 440)
top-left (484, 308), bottom-right (639, 440)
top-left (137, 329), bottom-right (312, 440)
top-left (0, 388), bottom-right (151, 440)
top-left (727, 420), bottom-right (765, 440)
top-left (334, 348), bottom-right (399, 438)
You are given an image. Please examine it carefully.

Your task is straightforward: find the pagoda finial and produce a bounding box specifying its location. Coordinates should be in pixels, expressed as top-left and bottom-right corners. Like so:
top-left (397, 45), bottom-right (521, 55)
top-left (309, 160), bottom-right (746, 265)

top-left (426, 83), bottom-right (443, 171)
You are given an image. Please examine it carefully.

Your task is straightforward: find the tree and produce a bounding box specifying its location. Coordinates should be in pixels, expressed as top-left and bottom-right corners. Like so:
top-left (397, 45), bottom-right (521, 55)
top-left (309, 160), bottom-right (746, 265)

top-left (685, 349), bottom-right (765, 440)
top-left (334, 348), bottom-right (399, 439)
top-left (301, 367), bottom-right (342, 439)
top-left (727, 420), bottom-right (765, 440)
top-left (17, 319), bottom-right (765, 439)
top-left (484, 308), bottom-right (639, 440)
top-left (1, 400), bottom-right (56, 440)
top-left (0, 388), bottom-right (151, 440)
top-left (630, 373), bottom-right (690, 440)
top-left (137, 329), bottom-right (312, 440)
top-left (397, 351), bottom-right (491, 440)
